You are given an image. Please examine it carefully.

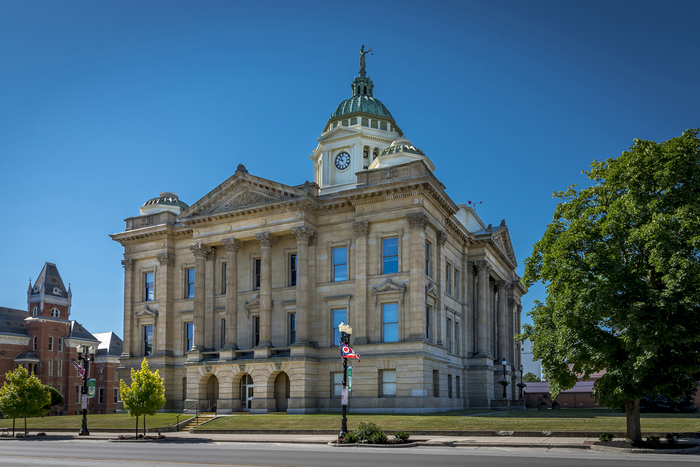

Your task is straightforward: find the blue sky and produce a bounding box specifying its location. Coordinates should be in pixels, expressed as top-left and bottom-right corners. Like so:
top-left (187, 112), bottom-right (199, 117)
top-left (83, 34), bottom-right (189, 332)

top-left (1, 1), bottom-right (698, 338)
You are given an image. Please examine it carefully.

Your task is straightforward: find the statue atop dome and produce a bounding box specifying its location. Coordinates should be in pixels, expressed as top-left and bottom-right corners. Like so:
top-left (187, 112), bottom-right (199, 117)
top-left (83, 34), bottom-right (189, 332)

top-left (359, 45), bottom-right (372, 76)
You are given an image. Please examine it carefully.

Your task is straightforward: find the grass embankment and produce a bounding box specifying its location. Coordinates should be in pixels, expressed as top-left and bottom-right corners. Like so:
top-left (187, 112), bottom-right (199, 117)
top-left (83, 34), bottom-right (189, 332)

top-left (1, 413), bottom-right (189, 430)
top-left (195, 409), bottom-right (700, 432)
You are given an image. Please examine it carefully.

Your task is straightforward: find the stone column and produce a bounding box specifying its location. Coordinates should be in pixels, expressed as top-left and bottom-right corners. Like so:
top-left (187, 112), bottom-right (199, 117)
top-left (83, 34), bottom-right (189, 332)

top-left (406, 213), bottom-right (428, 341)
top-left (497, 280), bottom-right (509, 362)
top-left (222, 238), bottom-right (241, 349)
top-left (436, 231), bottom-right (448, 347)
top-left (255, 232), bottom-right (276, 348)
top-left (351, 221), bottom-right (369, 344)
top-left (121, 259), bottom-right (134, 357)
top-left (156, 253), bottom-right (175, 357)
top-left (474, 260), bottom-right (492, 356)
top-left (516, 304), bottom-right (523, 368)
top-left (291, 226), bottom-right (315, 346)
top-left (189, 243), bottom-right (214, 351)
top-left (205, 247), bottom-right (217, 349)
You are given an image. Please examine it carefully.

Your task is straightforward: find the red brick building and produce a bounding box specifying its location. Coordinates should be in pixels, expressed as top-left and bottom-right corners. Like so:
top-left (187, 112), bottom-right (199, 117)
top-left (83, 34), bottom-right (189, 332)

top-left (0, 263), bottom-right (122, 415)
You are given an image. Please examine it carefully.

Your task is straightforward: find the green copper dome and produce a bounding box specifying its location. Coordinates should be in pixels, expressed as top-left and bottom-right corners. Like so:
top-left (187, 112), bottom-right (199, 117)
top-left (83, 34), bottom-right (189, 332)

top-left (142, 192), bottom-right (189, 211)
top-left (332, 95), bottom-right (394, 120)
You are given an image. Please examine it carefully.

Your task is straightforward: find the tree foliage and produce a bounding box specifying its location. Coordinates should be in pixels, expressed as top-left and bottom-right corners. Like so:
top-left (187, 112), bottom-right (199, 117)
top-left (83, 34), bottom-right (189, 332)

top-left (0, 367), bottom-right (51, 425)
top-left (523, 372), bottom-right (542, 383)
top-left (44, 385), bottom-right (65, 411)
top-left (521, 129), bottom-right (700, 442)
top-left (119, 359), bottom-right (166, 436)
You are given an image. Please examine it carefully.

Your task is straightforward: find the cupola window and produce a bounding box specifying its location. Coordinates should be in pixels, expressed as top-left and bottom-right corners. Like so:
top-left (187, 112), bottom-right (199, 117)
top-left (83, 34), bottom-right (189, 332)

top-left (50, 308), bottom-right (60, 318)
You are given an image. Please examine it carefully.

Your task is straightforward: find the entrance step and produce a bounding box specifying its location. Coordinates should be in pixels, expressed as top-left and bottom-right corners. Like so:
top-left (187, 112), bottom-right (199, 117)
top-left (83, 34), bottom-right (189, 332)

top-left (179, 412), bottom-right (217, 431)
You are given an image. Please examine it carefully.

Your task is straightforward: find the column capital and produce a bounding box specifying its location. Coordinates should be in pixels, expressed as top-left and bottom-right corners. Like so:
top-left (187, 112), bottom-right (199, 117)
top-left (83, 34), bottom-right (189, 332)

top-left (222, 237), bottom-right (242, 253)
top-left (352, 221), bottom-right (369, 238)
top-left (255, 232), bottom-right (277, 248)
top-left (495, 279), bottom-right (511, 291)
top-left (121, 258), bottom-right (134, 271)
top-left (156, 253), bottom-right (175, 267)
top-left (407, 212), bottom-right (428, 230)
top-left (471, 260), bottom-right (492, 274)
top-left (437, 230), bottom-right (448, 246)
top-left (291, 226), bottom-right (316, 244)
top-left (517, 304), bottom-right (523, 313)
top-left (189, 242), bottom-right (216, 260)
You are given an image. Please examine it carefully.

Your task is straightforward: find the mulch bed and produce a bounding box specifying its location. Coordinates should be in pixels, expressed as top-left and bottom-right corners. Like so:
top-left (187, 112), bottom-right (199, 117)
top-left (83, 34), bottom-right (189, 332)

top-left (596, 440), bottom-right (696, 450)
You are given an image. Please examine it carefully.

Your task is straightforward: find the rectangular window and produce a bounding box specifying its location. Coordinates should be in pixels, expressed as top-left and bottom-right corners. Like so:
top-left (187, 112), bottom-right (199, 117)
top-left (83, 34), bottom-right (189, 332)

top-left (454, 270), bottom-right (459, 299)
top-left (456, 376), bottom-right (461, 400)
top-left (98, 388), bottom-right (104, 404)
top-left (253, 316), bottom-right (260, 347)
top-left (289, 313), bottom-right (296, 346)
top-left (144, 272), bottom-right (154, 301)
top-left (220, 318), bottom-right (226, 348)
top-left (446, 263), bottom-right (452, 295)
top-left (382, 237), bottom-right (399, 274)
top-left (254, 258), bottom-right (261, 290)
top-left (48, 359), bottom-right (53, 376)
top-left (113, 388), bottom-right (119, 404)
top-left (455, 323), bottom-right (460, 356)
top-left (32, 336), bottom-right (37, 350)
top-left (57, 360), bottom-right (62, 377)
top-left (332, 372), bottom-right (343, 397)
top-left (446, 318), bottom-right (452, 353)
top-left (382, 303), bottom-right (399, 342)
top-left (426, 306), bottom-right (431, 343)
top-left (76, 386), bottom-right (81, 404)
top-left (332, 309), bottom-right (347, 346)
top-left (221, 262), bottom-right (227, 295)
top-left (332, 247), bottom-right (347, 281)
top-left (426, 242), bottom-right (432, 277)
top-left (380, 369), bottom-right (397, 397)
top-left (185, 322), bottom-right (193, 352)
top-left (289, 254), bottom-right (297, 287)
top-left (433, 370), bottom-right (439, 397)
top-left (143, 325), bottom-right (153, 356)
top-left (448, 374), bottom-right (453, 398)
top-left (49, 336), bottom-right (54, 351)
top-left (185, 268), bottom-right (195, 298)
top-left (58, 337), bottom-right (63, 352)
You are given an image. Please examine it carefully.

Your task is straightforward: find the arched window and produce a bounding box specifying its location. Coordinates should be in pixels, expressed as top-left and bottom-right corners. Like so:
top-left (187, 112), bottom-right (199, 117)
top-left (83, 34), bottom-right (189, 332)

top-left (32, 336), bottom-right (37, 350)
top-left (32, 307), bottom-right (38, 316)
top-left (51, 308), bottom-right (60, 318)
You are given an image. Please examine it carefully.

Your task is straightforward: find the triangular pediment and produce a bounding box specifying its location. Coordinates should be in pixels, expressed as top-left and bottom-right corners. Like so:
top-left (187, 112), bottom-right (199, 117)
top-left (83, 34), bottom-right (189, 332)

top-left (372, 279), bottom-right (406, 304)
top-left (245, 296), bottom-right (261, 311)
top-left (135, 305), bottom-right (157, 318)
top-left (492, 227), bottom-right (518, 267)
top-left (318, 126), bottom-right (359, 143)
top-left (426, 283), bottom-right (438, 300)
top-left (181, 169), bottom-right (305, 219)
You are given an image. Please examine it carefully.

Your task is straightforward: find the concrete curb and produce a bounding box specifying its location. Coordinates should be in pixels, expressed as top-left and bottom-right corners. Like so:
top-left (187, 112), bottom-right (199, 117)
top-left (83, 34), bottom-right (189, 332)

top-left (590, 444), bottom-right (700, 454)
top-left (328, 441), bottom-right (417, 448)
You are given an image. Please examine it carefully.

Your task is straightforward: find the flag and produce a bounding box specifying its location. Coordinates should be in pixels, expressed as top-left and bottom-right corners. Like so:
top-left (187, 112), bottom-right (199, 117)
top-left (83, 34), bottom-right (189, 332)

top-left (71, 359), bottom-right (85, 379)
top-left (340, 342), bottom-right (360, 362)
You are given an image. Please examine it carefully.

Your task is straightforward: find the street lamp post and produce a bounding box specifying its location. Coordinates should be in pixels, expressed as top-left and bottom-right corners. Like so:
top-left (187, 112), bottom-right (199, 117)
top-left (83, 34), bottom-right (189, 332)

top-left (76, 344), bottom-right (95, 436)
top-left (516, 364), bottom-right (526, 400)
top-left (498, 358), bottom-right (508, 399)
top-left (338, 322), bottom-right (352, 440)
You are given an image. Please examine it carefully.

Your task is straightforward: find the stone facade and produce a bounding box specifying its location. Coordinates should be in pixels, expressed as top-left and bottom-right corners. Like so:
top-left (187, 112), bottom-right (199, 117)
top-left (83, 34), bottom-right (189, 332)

top-left (111, 63), bottom-right (526, 413)
top-left (0, 263), bottom-right (122, 415)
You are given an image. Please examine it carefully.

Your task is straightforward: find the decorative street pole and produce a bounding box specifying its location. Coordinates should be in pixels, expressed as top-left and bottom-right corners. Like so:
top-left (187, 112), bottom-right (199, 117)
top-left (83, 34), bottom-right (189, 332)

top-left (338, 322), bottom-right (353, 440)
top-left (517, 364), bottom-right (527, 400)
top-left (499, 358), bottom-right (508, 399)
top-left (76, 344), bottom-right (95, 436)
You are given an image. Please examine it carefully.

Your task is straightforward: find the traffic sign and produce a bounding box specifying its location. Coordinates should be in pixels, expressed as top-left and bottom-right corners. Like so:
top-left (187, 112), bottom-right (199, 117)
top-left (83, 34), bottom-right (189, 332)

top-left (341, 387), bottom-right (348, 405)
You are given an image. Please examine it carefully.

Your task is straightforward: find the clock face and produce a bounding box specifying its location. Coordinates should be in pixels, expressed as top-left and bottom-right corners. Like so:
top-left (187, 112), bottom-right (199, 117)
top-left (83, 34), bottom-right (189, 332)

top-left (335, 152), bottom-right (351, 170)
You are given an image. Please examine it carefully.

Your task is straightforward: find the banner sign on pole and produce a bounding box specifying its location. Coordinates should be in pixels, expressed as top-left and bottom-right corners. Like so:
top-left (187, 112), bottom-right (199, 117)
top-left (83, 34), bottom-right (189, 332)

top-left (347, 367), bottom-right (353, 392)
top-left (87, 379), bottom-right (97, 398)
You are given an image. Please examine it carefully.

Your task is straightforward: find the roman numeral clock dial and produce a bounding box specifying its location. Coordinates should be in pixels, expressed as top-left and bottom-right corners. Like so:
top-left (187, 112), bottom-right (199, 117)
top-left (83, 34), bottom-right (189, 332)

top-left (335, 152), bottom-right (351, 170)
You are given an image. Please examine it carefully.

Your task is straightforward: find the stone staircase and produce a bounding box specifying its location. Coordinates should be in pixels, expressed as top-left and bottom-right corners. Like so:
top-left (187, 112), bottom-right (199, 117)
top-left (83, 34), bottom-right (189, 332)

top-left (179, 412), bottom-right (217, 431)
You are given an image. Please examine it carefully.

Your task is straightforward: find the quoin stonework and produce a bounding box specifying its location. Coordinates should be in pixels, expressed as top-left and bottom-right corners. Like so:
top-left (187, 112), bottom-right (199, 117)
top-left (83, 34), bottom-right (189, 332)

top-left (111, 51), bottom-right (526, 413)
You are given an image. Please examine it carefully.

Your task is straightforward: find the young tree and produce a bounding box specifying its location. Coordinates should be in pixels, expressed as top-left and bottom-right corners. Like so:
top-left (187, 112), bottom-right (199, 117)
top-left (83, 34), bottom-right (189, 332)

top-left (44, 386), bottom-right (65, 414)
top-left (0, 366), bottom-right (51, 435)
top-left (119, 358), bottom-right (166, 437)
top-left (523, 372), bottom-right (542, 383)
top-left (522, 129), bottom-right (700, 444)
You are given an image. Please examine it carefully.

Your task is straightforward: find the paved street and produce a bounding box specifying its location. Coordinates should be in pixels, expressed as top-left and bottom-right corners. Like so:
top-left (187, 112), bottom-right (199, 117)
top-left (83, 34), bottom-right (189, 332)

top-left (0, 439), bottom-right (698, 467)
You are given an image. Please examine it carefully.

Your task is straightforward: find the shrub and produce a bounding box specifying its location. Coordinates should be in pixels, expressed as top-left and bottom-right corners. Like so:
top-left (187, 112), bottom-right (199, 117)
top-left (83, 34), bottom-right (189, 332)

top-left (369, 431), bottom-right (388, 444)
top-left (341, 432), bottom-right (357, 444)
top-left (665, 433), bottom-right (679, 445)
top-left (353, 422), bottom-right (385, 443)
top-left (645, 436), bottom-right (661, 448)
top-left (599, 432), bottom-right (614, 443)
top-left (394, 430), bottom-right (410, 443)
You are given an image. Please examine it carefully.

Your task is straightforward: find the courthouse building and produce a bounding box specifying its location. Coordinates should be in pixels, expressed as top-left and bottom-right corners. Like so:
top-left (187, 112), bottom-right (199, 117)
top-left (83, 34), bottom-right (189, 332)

top-left (111, 56), bottom-right (526, 413)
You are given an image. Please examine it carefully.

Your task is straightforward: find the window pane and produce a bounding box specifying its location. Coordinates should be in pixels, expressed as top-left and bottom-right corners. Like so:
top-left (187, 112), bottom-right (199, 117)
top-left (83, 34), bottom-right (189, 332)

top-left (383, 237), bottom-right (398, 257)
top-left (383, 303), bottom-right (398, 323)
top-left (144, 325), bottom-right (153, 356)
top-left (186, 268), bottom-right (195, 298)
top-left (289, 254), bottom-right (297, 287)
top-left (384, 323), bottom-right (398, 342)
top-left (382, 370), bottom-right (396, 396)
top-left (383, 303), bottom-right (399, 342)
top-left (334, 264), bottom-right (347, 281)
top-left (333, 372), bottom-right (343, 396)
top-left (332, 309), bottom-right (346, 345)
top-left (333, 247), bottom-right (346, 265)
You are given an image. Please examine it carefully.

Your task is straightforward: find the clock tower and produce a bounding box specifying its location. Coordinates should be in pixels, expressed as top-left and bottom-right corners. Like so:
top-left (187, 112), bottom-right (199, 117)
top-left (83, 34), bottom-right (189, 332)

top-left (312, 48), bottom-right (402, 195)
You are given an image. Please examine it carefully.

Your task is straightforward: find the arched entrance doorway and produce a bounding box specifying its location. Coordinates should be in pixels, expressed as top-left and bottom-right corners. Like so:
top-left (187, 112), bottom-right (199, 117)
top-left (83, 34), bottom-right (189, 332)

top-left (273, 372), bottom-right (290, 413)
top-left (239, 374), bottom-right (254, 412)
top-left (202, 374), bottom-right (219, 412)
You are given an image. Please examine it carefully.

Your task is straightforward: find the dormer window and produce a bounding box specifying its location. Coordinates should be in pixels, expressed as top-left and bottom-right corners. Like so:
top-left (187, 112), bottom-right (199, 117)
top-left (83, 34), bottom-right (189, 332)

top-left (52, 287), bottom-right (62, 296)
top-left (50, 308), bottom-right (60, 318)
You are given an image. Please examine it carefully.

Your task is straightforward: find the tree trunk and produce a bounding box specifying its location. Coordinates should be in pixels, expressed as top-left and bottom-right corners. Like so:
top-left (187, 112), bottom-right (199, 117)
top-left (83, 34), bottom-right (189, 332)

top-left (143, 414), bottom-right (146, 436)
top-left (625, 399), bottom-right (642, 445)
top-left (12, 418), bottom-right (15, 436)
top-left (24, 417), bottom-right (26, 435)
top-left (135, 415), bottom-right (138, 438)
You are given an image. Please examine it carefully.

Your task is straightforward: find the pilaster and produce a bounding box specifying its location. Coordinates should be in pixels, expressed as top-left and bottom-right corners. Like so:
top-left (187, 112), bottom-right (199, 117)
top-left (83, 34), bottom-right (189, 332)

top-left (406, 213), bottom-right (428, 341)
top-left (291, 226), bottom-right (315, 347)
top-left (352, 221), bottom-right (369, 344)
top-left (222, 238), bottom-right (241, 351)
top-left (255, 232), bottom-right (276, 348)
top-left (121, 258), bottom-right (134, 358)
top-left (189, 242), bottom-right (214, 351)
top-left (155, 253), bottom-right (175, 357)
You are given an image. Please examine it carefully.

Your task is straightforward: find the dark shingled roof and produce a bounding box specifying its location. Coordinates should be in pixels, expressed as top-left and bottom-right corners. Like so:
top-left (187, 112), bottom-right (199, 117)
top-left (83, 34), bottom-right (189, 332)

top-left (0, 306), bottom-right (29, 336)
top-left (92, 332), bottom-right (123, 357)
top-left (14, 352), bottom-right (40, 362)
top-left (30, 262), bottom-right (69, 298)
top-left (67, 321), bottom-right (99, 342)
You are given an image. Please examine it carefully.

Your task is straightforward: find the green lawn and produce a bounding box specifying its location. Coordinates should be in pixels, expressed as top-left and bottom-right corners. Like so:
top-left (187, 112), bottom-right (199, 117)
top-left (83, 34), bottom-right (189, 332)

top-left (196, 409), bottom-right (700, 432)
top-left (0, 413), bottom-right (190, 430)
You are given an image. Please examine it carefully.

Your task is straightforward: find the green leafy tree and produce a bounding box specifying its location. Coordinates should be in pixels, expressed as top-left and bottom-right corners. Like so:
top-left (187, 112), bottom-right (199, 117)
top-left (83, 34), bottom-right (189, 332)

top-left (521, 129), bottom-right (700, 444)
top-left (119, 358), bottom-right (166, 437)
top-left (0, 366), bottom-right (51, 435)
top-left (523, 372), bottom-right (542, 383)
top-left (43, 385), bottom-right (65, 414)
